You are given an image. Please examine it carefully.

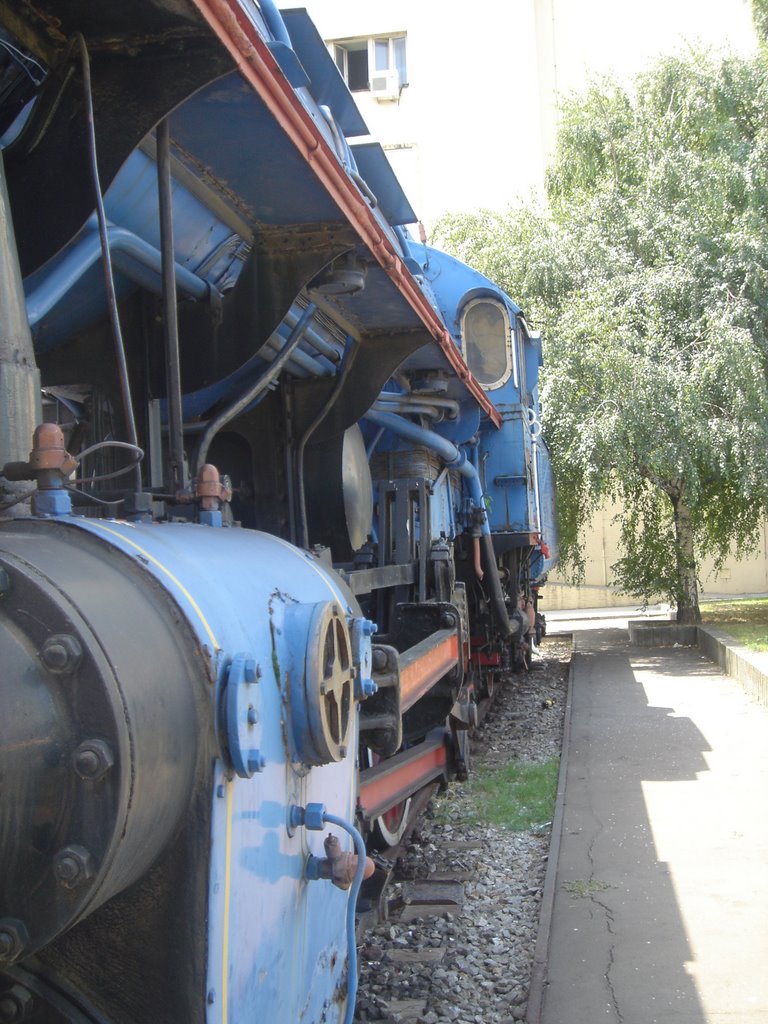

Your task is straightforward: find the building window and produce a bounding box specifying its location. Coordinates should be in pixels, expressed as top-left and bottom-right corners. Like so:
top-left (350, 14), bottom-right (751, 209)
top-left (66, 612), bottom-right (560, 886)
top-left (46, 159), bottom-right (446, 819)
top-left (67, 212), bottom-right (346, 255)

top-left (331, 35), bottom-right (407, 94)
top-left (460, 298), bottom-right (515, 390)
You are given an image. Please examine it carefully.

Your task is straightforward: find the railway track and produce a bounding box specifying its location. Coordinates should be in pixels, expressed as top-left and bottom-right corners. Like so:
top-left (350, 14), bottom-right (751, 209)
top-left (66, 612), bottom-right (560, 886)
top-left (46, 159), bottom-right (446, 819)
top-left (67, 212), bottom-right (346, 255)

top-left (354, 637), bottom-right (571, 1024)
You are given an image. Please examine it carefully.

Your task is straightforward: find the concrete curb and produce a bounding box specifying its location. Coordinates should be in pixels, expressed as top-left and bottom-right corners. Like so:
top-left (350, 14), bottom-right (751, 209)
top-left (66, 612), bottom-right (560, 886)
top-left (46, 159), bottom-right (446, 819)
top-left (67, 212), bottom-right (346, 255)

top-left (629, 619), bottom-right (768, 709)
top-left (697, 625), bottom-right (768, 708)
top-left (525, 640), bottom-right (578, 1024)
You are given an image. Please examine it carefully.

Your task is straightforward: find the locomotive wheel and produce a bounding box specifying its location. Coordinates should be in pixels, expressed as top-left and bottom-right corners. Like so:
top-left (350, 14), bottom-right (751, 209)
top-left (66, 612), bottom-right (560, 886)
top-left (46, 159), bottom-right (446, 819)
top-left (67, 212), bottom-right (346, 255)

top-left (365, 749), bottom-right (412, 849)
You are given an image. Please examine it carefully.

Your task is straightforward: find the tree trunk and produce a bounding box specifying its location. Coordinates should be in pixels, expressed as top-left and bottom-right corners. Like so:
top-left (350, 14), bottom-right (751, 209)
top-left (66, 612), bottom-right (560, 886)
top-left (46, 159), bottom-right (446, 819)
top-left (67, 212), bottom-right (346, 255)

top-left (671, 494), bottom-right (701, 624)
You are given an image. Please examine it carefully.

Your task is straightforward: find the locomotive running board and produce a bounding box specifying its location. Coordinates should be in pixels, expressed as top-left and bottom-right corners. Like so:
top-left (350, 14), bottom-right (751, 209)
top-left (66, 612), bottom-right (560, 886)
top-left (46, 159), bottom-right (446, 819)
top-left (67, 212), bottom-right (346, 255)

top-left (358, 730), bottom-right (449, 822)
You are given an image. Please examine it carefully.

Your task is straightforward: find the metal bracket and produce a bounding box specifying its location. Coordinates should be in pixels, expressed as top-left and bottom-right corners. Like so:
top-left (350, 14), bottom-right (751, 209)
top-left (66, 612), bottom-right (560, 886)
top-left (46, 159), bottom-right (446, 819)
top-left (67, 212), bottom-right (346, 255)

top-left (224, 652), bottom-right (263, 779)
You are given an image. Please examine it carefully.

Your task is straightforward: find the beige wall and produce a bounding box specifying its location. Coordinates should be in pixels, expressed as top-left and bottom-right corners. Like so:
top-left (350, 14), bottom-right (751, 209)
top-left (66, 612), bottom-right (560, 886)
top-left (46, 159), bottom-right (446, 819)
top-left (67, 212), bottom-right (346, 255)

top-left (543, 501), bottom-right (768, 611)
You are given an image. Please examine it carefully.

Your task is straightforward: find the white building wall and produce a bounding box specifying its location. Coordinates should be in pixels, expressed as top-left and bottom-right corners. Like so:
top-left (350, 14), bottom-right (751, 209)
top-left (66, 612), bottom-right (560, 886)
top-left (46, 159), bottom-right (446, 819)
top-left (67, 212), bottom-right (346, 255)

top-left (302, 0), bottom-right (547, 227)
top-left (301, 0), bottom-right (756, 226)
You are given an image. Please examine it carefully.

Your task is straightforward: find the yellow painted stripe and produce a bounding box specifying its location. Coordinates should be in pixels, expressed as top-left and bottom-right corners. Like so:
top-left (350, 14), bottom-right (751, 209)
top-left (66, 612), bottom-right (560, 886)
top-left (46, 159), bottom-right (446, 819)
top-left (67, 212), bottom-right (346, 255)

top-left (270, 534), bottom-right (347, 604)
top-left (84, 521), bottom-right (221, 652)
top-left (222, 779), bottom-right (234, 1024)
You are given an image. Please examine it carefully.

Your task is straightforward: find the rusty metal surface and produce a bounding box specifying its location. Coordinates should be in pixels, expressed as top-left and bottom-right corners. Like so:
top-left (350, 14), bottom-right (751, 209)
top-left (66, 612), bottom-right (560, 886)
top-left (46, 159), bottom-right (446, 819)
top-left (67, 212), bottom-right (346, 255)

top-left (358, 734), bottom-right (448, 821)
top-left (399, 630), bottom-right (460, 712)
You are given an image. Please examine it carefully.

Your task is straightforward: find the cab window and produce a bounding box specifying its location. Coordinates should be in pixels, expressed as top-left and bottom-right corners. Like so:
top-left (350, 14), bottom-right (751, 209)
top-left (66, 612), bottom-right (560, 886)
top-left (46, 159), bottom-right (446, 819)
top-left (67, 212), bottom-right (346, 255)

top-left (461, 299), bottom-right (512, 389)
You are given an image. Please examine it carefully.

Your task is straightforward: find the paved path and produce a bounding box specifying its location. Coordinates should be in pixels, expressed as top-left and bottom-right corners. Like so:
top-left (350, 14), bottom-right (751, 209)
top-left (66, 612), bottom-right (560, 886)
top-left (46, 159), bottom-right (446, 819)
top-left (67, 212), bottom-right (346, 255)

top-left (532, 627), bottom-right (768, 1024)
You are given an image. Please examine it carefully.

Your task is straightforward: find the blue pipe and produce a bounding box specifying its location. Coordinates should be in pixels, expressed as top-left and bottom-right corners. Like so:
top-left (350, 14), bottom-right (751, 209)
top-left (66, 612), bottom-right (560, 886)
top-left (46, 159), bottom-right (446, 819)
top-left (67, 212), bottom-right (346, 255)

top-left (364, 409), bottom-right (515, 637)
top-left (25, 224), bottom-right (211, 326)
top-left (259, 0), bottom-right (293, 47)
top-left (193, 303), bottom-right (316, 470)
top-left (363, 409), bottom-right (489, 535)
top-left (323, 811), bottom-right (367, 1024)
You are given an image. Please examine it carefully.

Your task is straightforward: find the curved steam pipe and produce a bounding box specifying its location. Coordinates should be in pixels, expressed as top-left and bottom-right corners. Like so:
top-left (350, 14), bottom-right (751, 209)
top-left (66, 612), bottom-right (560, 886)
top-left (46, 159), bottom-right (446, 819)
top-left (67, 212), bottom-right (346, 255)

top-left (363, 409), bottom-right (513, 638)
top-left (25, 223), bottom-right (211, 327)
top-left (192, 303), bottom-right (317, 473)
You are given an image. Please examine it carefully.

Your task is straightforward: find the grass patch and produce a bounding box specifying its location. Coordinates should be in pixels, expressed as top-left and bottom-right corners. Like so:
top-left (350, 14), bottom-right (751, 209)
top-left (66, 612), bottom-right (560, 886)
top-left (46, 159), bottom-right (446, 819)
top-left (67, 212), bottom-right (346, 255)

top-left (562, 878), bottom-right (613, 898)
top-left (467, 757), bottom-right (560, 832)
top-left (700, 598), bottom-right (768, 653)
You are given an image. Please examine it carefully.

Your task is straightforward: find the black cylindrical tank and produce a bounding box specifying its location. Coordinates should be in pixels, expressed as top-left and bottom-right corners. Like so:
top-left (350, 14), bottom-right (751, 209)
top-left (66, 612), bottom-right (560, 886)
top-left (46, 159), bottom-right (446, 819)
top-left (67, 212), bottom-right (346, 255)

top-left (0, 519), bottom-right (213, 966)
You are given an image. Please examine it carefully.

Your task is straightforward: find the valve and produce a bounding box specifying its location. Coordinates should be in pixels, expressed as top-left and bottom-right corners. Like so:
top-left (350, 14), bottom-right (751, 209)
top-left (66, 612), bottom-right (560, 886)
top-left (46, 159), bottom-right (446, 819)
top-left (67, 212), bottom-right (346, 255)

top-left (1, 424), bottom-right (76, 517)
top-left (305, 834), bottom-right (375, 891)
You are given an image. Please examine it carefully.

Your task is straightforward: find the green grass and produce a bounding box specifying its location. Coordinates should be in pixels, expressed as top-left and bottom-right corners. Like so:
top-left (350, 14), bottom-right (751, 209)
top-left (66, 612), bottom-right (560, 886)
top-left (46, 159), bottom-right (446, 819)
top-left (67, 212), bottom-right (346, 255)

top-left (700, 597), bottom-right (768, 653)
top-left (467, 757), bottom-right (560, 832)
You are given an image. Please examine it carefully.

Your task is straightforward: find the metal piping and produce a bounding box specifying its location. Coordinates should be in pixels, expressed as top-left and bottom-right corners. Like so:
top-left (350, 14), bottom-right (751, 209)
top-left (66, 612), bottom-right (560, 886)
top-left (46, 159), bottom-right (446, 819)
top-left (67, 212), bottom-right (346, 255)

top-left (74, 33), bottom-right (141, 491)
top-left (258, 0), bottom-right (293, 48)
top-left (296, 336), bottom-right (358, 549)
top-left (364, 409), bottom-right (512, 638)
top-left (25, 223), bottom-right (211, 327)
top-left (268, 327), bottom-right (332, 375)
top-left (375, 393), bottom-right (460, 419)
top-left (192, 302), bottom-right (317, 473)
top-left (157, 119), bottom-right (187, 491)
top-left (283, 306), bottom-right (344, 362)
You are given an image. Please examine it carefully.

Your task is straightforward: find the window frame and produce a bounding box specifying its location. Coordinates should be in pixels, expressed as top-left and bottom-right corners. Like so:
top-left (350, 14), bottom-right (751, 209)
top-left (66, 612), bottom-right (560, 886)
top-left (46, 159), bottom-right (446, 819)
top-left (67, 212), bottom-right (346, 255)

top-left (330, 33), bottom-right (407, 93)
top-left (460, 297), bottom-right (517, 392)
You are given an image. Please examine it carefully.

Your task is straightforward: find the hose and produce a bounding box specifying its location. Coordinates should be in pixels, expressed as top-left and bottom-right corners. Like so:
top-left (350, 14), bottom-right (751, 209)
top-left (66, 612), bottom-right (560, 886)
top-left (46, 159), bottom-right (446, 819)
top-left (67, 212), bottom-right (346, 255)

top-left (323, 811), bottom-right (367, 1024)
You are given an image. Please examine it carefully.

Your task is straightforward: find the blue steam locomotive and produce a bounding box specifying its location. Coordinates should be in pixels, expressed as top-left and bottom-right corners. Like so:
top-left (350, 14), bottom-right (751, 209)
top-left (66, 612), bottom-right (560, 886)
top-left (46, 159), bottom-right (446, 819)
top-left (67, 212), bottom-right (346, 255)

top-left (0, 2), bottom-right (557, 1022)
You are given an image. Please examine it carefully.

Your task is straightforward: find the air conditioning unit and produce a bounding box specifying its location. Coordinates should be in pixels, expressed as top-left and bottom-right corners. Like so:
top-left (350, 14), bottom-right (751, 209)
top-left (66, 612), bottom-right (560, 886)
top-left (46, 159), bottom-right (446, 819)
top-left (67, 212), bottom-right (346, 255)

top-left (370, 69), bottom-right (400, 101)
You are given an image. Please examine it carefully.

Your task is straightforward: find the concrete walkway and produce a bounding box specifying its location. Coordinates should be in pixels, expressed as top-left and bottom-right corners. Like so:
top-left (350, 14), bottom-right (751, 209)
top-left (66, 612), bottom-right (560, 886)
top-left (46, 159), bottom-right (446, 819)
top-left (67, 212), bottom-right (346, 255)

top-left (530, 627), bottom-right (768, 1024)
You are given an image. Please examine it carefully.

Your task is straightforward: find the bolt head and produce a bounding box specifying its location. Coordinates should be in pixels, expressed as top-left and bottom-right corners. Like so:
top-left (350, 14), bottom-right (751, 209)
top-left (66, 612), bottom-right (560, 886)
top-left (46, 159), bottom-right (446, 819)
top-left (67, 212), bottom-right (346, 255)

top-left (40, 634), bottom-right (82, 674)
top-left (372, 648), bottom-right (388, 672)
top-left (53, 845), bottom-right (94, 888)
top-left (73, 739), bottom-right (114, 781)
top-left (0, 920), bottom-right (28, 965)
top-left (362, 678), bottom-right (378, 698)
top-left (0, 985), bottom-right (33, 1023)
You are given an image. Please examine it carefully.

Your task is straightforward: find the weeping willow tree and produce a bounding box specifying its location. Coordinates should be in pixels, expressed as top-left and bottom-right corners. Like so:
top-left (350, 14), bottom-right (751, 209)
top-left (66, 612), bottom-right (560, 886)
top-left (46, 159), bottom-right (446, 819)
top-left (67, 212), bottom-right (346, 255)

top-left (437, 51), bottom-right (768, 622)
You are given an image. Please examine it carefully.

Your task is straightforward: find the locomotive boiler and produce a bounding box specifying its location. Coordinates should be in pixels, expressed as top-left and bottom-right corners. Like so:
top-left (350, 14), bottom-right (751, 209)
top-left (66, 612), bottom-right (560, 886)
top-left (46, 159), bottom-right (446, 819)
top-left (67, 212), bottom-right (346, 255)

top-left (0, 2), bottom-right (557, 1022)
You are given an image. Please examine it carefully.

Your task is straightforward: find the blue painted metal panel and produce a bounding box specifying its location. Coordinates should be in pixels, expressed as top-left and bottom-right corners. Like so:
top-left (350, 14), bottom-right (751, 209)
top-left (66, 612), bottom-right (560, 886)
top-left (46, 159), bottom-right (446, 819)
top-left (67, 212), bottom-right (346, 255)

top-left (64, 519), bottom-right (362, 1024)
top-left (481, 404), bottom-right (534, 533)
top-left (169, 73), bottom-right (343, 228)
top-left (349, 143), bottom-right (417, 226)
top-left (281, 9), bottom-right (369, 138)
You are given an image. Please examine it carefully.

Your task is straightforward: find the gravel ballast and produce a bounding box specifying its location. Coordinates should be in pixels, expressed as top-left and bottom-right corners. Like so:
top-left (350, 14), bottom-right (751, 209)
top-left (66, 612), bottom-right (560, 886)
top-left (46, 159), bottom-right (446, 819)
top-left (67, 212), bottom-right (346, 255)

top-left (354, 636), bottom-right (571, 1024)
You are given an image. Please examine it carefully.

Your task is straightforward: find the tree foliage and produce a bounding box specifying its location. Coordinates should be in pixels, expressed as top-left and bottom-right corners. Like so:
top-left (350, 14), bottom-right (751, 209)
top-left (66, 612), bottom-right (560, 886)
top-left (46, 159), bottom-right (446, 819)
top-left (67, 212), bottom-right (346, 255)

top-left (436, 51), bottom-right (768, 621)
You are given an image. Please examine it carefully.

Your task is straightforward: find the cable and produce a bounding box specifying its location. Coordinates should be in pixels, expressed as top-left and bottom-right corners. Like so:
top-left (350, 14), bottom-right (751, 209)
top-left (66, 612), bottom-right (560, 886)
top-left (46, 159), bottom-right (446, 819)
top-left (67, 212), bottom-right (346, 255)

top-left (75, 440), bottom-right (144, 483)
top-left (322, 812), bottom-right (367, 1024)
top-left (75, 440), bottom-right (144, 462)
top-left (73, 33), bottom-right (142, 492)
top-left (65, 486), bottom-right (124, 508)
